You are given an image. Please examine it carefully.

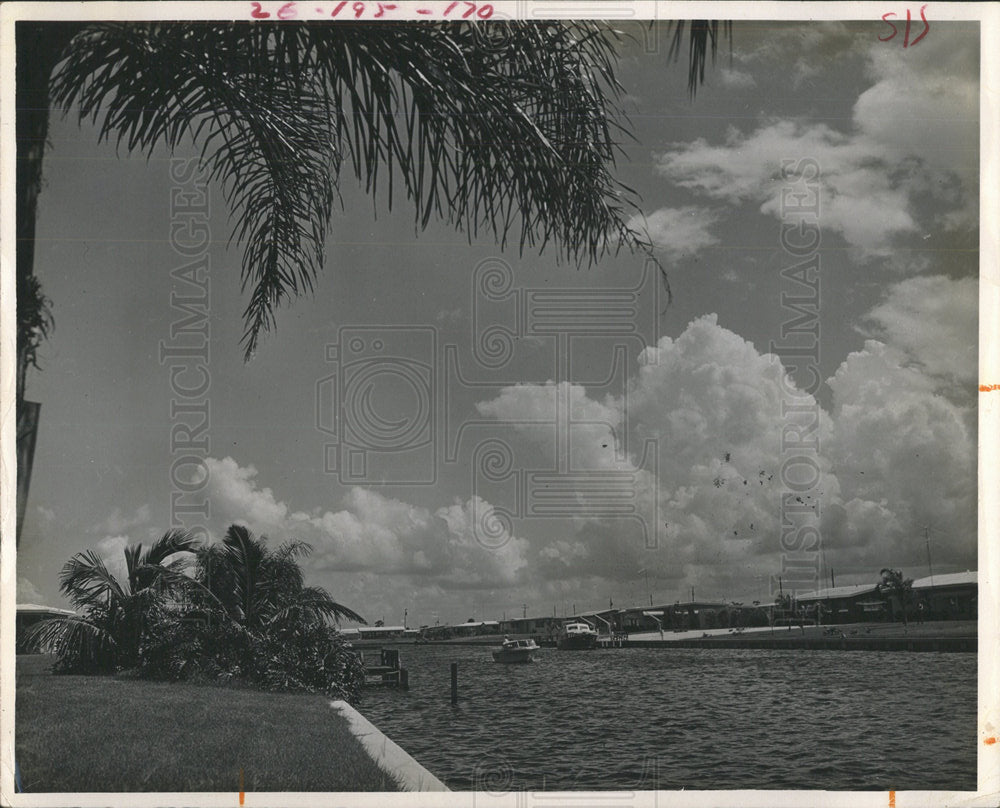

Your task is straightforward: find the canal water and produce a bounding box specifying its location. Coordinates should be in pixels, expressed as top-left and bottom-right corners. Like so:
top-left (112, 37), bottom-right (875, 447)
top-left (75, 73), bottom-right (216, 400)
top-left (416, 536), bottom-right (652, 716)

top-left (360, 645), bottom-right (976, 791)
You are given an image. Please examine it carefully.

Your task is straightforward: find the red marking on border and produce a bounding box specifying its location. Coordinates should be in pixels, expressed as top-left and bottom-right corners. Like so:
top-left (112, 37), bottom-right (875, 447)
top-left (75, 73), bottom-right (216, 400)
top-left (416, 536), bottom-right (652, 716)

top-left (980, 384), bottom-right (1000, 392)
top-left (239, 768), bottom-right (245, 805)
top-left (986, 736), bottom-right (997, 745)
top-left (416, 7), bottom-right (433, 12)
top-left (889, 790), bottom-right (896, 808)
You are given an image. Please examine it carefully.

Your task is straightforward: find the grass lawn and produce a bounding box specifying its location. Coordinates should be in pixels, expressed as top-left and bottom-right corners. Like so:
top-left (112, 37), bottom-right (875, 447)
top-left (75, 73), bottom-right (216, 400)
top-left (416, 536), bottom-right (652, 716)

top-left (16, 655), bottom-right (401, 792)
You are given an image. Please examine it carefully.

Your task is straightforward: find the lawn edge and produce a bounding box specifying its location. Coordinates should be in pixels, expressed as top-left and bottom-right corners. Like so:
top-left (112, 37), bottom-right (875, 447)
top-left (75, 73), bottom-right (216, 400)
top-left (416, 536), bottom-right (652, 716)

top-left (329, 701), bottom-right (449, 792)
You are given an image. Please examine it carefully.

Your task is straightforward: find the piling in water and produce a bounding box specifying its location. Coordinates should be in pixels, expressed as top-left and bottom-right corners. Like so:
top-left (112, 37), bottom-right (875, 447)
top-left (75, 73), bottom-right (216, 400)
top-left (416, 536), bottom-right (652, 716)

top-left (450, 662), bottom-right (458, 704)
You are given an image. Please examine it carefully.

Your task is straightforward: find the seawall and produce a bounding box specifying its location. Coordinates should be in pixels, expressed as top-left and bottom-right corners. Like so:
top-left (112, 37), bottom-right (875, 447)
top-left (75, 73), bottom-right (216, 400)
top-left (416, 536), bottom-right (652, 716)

top-left (329, 700), bottom-right (449, 791)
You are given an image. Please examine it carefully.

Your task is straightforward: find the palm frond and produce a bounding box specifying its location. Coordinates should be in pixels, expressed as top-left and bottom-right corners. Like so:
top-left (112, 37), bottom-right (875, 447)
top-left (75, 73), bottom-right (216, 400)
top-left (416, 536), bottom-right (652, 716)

top-left (667, 20), bottom-right (732, 98)
top-left (59, 548), bottom-right (127, 608)
top-left (141, 528), bottom-right (202, 568)
top-left (266, 585), bottom-right (366, 627)
top-left (48, 21), bottom-right (658, 359)
top-left (221, 523), bottom-right (266, 625)
top-left (24, 615), bottom-right (117, 664)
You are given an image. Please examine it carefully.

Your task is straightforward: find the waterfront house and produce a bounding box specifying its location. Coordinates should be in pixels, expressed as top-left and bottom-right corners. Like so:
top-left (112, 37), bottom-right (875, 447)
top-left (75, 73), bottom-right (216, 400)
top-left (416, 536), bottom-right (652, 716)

top-left (912, 571), bottom-right (977, 619)
top-left (793, 583), bottom-right (882, 623)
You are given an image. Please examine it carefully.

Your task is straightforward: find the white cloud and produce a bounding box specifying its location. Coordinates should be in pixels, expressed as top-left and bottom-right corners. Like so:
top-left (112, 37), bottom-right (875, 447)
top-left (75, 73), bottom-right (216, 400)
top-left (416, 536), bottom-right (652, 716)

top-left (655, 120), bottom-right (918, 257)
top-left (475, 312), bottom-right (975, 596)
top-left (204, 456), bottom-right (288, 533)
top-left (203, 457), bottom-right (529, 591)
top-left (654, 30), bottom-right (978, 261)
top-left (719, 68), bottom-right (756, 90)
top-left (860, 275), bottom-right (977, 386)
top-left (626, 207), bottom-right (720, 262)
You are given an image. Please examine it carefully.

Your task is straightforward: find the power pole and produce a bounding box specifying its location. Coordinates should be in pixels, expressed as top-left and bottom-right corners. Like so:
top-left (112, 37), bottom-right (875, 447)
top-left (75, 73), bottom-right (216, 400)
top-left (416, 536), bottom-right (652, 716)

top-left (522, 603), bottom-right (527, 619)
top-left (925, 526), bottom-right (935, 586)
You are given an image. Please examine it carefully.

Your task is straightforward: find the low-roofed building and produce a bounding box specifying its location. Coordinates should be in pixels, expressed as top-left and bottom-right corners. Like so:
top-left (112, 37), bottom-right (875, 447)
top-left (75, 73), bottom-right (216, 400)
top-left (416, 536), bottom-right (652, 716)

top-left (16, 603), bottom-right (75, 652)
top-left (912, 571), bottom-right (977, 619)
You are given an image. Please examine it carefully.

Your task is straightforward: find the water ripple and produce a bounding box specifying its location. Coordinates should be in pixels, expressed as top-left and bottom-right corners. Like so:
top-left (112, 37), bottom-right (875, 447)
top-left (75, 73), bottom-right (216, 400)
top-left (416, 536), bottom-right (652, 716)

top-left (360, 646), bottom-right (976, 791)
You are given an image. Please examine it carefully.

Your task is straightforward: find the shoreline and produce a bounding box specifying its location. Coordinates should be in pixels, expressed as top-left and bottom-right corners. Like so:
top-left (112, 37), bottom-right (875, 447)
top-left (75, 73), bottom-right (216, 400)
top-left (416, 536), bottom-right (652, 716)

top-left (402, 619), bottom-right (977, 652)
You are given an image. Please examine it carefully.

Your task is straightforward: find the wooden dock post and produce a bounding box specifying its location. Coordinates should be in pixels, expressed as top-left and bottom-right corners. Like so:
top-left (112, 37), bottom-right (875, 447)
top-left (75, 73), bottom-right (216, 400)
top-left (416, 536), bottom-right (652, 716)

top-left (450, 662), bottom-right (458, 704)
top-left (399, 668), bottom-right (409, 690)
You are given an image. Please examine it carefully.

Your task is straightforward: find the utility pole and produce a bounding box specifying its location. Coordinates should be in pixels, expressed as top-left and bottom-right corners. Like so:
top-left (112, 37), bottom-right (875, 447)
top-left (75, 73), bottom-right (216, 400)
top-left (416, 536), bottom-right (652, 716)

top-left (404, 608), bottom-right (408, 629)
top-left (925, 526), bottom-right (935, 586)
top-left (522, 603), bottom-right (527, 619)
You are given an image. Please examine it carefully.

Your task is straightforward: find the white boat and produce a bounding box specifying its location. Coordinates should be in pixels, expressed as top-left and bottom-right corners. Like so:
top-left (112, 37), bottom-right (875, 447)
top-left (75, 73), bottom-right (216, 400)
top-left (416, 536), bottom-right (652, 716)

top-left (557, 621), bottom-right (599, 650)
top-left (492, 638), bottom-right (539, 663)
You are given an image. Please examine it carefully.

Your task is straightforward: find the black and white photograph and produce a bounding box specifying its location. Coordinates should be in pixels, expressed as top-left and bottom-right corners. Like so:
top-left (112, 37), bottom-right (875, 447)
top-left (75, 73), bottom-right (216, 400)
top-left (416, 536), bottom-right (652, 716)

top-left (2, 1), bottom-right (996, 804)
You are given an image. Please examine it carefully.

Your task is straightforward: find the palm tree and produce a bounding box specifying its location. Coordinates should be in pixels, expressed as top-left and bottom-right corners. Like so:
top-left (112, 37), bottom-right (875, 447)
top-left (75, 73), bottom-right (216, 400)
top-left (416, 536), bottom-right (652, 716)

top-left (195, 523), bottom-right (364, 630)
top-left (175, 525), bottom-right (365, 696)
top-left (877, 568), bottom-right (914, 628)
top-left (25, 529), bottom-right (199, 672)
top-left (15, 20), bottom-right (728, 542)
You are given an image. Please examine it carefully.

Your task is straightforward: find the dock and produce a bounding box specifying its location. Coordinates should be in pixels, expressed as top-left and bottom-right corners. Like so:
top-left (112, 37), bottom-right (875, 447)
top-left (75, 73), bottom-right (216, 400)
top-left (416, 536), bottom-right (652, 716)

top-left (358, 648), bottom-right (410, 688)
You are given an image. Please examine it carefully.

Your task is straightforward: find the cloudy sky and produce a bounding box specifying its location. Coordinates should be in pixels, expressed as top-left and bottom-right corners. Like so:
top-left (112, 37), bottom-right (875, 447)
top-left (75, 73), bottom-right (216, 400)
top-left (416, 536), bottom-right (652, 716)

top-left (17, 20), bottom-right (979, 627)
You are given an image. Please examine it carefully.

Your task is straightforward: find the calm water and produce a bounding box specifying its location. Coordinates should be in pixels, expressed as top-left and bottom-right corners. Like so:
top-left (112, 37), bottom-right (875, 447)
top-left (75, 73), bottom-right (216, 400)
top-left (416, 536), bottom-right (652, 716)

top-left (360, 645), bottom-right (976, 791)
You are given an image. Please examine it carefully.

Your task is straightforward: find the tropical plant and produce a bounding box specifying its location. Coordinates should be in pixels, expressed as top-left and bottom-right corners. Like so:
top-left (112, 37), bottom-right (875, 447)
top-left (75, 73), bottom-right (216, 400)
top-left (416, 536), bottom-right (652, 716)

top-left (25, 529), bottom-right (199, 673)
top-left (877, 568), bottom-right (914, 627)
top-left (140, 524), bottom-right (367, 700)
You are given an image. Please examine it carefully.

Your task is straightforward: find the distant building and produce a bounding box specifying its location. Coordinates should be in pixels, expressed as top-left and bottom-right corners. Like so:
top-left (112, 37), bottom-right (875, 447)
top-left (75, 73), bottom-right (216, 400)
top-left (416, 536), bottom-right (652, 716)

top-left (794, 583), bottom-right (883, 624)
top-left (16, 603), bottom-right (75, 652)
top-left (913, 571), bottom-right (977, 619)
top-left (794, 571), bottom-right (978, 623)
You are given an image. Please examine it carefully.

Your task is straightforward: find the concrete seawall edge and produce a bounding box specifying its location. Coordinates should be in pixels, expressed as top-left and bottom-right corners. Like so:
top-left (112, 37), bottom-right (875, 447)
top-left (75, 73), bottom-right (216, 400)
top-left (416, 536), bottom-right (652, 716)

top-left (329, 700), bottom-right (450, 792)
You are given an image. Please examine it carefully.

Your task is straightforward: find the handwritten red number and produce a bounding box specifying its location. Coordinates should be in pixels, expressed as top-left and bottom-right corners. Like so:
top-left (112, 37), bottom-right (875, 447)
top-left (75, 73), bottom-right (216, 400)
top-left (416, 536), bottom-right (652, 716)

top-left (879, 12), bottom-right (897, 41)
top-left (250, 1), bottom-right (271, 18)
top-left (909, 5), bottom-right (930, 47)
top-left (443, 2), bottom-right (459, 15)
top-left (462, 2), bottom-right (476, 17)
top-left (477, 3), bottom-right (493, 18)
top-left (277, 1), bottom-right (297, 18)
top-left (331, 1), bottom-right (348, 15)
top-left (880, 6), bottom-right (928, 47)
top-left (353, 1), bottom-right (365, 17)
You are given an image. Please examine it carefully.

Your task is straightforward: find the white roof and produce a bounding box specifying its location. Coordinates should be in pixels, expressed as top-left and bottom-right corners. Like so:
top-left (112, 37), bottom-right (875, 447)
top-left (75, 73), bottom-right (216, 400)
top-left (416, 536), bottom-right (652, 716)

top-left (794, 583), bottom-right (878, 601)
top-left (912, 571), bottom-right (977, 589)
top-left (16, 603), bottom-right (75, 615)
top-left (451, 620), bottom-right (499, 628)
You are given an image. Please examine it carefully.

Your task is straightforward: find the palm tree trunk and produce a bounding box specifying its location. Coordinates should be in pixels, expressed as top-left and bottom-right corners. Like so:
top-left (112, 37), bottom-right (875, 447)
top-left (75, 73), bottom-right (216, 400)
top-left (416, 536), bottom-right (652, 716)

top-left (15, 22), bottom-right (79, 545)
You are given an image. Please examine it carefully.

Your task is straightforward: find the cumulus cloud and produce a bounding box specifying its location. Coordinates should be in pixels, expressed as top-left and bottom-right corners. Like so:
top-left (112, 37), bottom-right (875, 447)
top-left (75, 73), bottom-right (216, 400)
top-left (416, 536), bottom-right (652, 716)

top-left (475, 311), bottom-right (975, 598)
top-left (204, 456), bottom-right (288, 533)
top-left (654, 28), bottom-right (978, 260)
top-left (859, 275), bottom-right (977, 387)
top-left (626, 207), bottom-right (720, 262)
top-left (203, 456), bottom-right (529, 592)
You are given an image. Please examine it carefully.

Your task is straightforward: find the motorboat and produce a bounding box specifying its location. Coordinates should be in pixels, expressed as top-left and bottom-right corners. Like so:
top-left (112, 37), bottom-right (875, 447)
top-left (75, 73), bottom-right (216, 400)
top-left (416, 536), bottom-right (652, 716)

top-left (492, 638), bottom-right (539, 663)
top-left (557, 621), bottom-right (599, 650)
